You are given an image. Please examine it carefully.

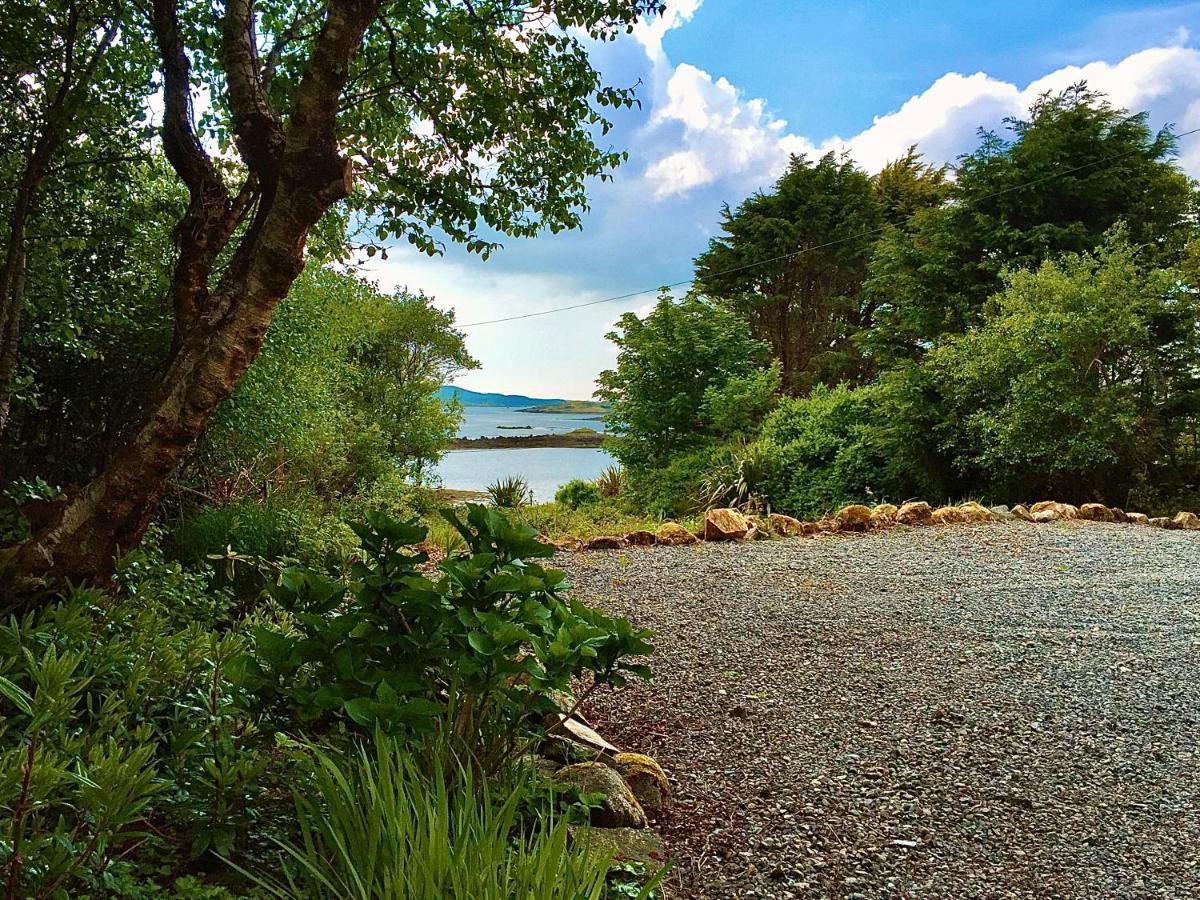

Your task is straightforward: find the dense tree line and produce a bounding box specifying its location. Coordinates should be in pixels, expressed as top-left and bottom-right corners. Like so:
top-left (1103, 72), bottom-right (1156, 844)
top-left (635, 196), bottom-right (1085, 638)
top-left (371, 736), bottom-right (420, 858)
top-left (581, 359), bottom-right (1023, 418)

top-left (602, 86), bottom-right (1200, 516)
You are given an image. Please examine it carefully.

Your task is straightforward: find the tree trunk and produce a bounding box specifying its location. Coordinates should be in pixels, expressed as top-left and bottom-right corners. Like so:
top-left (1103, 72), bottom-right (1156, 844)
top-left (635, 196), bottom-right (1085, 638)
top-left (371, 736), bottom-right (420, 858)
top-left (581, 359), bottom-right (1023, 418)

top-left (1, 0), bottom-right (376, 597)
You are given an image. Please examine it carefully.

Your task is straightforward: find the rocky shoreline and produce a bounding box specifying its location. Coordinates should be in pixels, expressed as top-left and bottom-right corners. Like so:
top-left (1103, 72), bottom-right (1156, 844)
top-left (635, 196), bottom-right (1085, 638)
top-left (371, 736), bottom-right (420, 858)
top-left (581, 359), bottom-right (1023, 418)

top-left (449, 429), bottom-right (604, 450)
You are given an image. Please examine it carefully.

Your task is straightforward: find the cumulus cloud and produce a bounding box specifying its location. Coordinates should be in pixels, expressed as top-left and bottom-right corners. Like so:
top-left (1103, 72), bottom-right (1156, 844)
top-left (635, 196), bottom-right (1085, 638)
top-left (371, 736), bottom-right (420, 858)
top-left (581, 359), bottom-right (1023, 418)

top-left (641, 43), bottom-right (1200, 199)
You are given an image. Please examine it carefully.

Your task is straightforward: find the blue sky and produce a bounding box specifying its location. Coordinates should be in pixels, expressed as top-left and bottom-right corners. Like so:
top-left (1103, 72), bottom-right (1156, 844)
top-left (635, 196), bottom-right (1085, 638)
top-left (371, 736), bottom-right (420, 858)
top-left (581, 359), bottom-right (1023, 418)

top-left (364, 1), bottom-right (1200, 399)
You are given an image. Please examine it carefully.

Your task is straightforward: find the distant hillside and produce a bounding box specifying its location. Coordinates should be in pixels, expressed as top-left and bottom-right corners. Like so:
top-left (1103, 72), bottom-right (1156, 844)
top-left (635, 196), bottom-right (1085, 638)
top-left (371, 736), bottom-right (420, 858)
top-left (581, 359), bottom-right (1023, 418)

top-left (437, 386), bottom-right (567, 408)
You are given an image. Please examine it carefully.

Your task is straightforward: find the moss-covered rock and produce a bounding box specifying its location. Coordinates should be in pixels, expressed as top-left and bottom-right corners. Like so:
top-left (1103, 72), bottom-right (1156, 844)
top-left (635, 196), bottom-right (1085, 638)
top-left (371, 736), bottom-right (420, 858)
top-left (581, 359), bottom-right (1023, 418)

top-left (554, 762), bottom-right (647, 828)
top-left (612, 752), bottom-right (670, 812)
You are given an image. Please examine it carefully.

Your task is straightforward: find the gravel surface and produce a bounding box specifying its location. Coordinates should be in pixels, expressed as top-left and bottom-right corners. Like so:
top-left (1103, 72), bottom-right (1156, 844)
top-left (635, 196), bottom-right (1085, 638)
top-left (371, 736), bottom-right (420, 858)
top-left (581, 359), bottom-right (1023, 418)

top-left (560, 522), bottom-right (1200, 899)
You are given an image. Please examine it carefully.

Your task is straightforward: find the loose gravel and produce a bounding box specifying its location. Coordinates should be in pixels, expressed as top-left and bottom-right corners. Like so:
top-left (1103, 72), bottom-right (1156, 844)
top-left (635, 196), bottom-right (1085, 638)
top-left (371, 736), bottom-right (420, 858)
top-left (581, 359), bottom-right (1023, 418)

top-left (560, 522), bottom-right (1200, 899)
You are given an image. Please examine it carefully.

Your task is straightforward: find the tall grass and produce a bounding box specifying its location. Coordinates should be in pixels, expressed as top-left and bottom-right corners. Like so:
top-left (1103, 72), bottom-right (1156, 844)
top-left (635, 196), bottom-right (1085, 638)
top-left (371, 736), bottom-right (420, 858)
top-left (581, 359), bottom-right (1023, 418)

top-left (247, 738), bottom-right (628, 900)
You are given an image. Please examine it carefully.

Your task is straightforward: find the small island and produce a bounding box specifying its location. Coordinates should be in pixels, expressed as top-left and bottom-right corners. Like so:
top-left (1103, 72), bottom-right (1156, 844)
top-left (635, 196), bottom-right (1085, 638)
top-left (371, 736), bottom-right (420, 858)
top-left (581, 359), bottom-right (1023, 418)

top-left (450, 427), bottom-right (604, 450)
top-left (518, 400), bottom-right (609, 415)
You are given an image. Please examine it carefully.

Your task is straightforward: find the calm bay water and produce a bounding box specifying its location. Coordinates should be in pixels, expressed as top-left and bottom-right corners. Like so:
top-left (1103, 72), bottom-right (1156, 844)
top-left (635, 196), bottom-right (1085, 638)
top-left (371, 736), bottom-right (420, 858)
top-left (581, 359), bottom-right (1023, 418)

top-left (434, 406), bottom-right (612, 501)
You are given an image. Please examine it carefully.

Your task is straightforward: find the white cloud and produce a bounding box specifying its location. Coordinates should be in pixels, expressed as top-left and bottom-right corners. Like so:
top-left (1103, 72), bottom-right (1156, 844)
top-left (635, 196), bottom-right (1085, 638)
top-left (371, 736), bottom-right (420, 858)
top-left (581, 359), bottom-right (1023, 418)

top-left (633, 0), bottom-right (703, 63)
top-left (641, 45), bottom-right (1200, 199)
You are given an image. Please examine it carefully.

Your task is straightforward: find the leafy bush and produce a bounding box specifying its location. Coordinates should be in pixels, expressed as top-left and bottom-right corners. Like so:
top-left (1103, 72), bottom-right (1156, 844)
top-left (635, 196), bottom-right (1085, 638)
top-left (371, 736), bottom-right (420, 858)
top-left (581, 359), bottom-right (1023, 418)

top-left (487, 475), bottom-right (532, 508)
top-left (0, 547), bottom-right (270, 895)
top-left (245, 737), bottom-right (645, 900)
top-left (758, 384), bottom-right (897, 516)
top-left (626, 444), bottom-right (727, 518)
top-left (243, 506), bottom-right (653, 772)
top-left (171, 494), bottom-right (358, 573)
top-left (555, 478), bottom-right (602, 509)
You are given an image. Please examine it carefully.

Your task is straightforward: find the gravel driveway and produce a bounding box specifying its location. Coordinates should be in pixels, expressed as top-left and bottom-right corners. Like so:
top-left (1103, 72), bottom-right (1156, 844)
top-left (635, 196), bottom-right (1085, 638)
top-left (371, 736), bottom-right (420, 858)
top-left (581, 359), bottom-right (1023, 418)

top-left (560, 522), bottom-right (1200, 899)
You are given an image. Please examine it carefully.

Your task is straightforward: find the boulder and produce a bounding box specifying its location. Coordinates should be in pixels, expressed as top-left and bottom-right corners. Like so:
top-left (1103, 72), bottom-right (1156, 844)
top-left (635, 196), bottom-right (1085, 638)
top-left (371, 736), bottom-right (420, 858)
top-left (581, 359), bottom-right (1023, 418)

top-left (571, 826), bottom-right (666, 864)
top-left (870, 503), bottom-right (899, 527)
top-left (989, 505), bottom-right (1012, 518)
top-left (1149, 517), bottom-right (1174, 529)
top-left (703, 508), bottom-right (750, 542)
top-left (624, 530), bottom-right (657, 547)
top-left (1030, 501), bottom-right (1078, 521)
top-left (800, 521), bottom-right (822, 536)
top-left (554, 762), bottom-right (648, 828)
top-left (816, 517), bottom-right (840, 534)
top-left (583, 535), bottom-right (626, 551)
top-left (1172, 511), bottom-right (1200, 530)
top-left (896, 501), bottom-right (933, 526)
top-left (1078, 503), bottom-right (1114, 522)
top-left (958, 501), bottom-right (994, 523)
top-left (550, 538), bottom-right (581, 552)
top-left (767, 513), bottom-right (804, 536)
top-left (1126, 512), bottom-right (1150, 526)
top-left (655, 522), bottom-right (698, 546)
top-left (1010, 504), bottom-right (1034, 522)
top-left (835, 504), bottom-right (873, 531)
top-left (1110, 507), bottom-right (1128, 524)
top-left (611, 752), bottom-right (670, 811)
top-left (931, 505), bottom-right (965, 525)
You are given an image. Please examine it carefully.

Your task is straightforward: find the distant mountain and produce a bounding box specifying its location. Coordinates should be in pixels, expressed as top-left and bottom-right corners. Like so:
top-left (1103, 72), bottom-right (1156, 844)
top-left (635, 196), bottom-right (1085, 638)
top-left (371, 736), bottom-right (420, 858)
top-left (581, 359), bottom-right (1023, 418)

top-left (437, 386), bottom-right (568, 408)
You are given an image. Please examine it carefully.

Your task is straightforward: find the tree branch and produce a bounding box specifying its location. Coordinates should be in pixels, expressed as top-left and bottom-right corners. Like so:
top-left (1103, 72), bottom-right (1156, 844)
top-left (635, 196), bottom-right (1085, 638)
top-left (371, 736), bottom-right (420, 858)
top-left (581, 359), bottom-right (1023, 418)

top-left (222, 0), bottom-right (284, 177)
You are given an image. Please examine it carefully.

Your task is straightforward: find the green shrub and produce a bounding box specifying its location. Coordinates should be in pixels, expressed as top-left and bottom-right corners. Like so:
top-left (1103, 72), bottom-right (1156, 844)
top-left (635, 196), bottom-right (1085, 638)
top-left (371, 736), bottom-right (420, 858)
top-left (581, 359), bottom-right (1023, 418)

top-left (0, 550), bottom-right (268, 895)
top-left (555, 478), bottom-right (602, 509)
top-left (245, 737), bottom-right (647, 900)
top-left (758, 383), bottom-right (896, 516)
top-left (172, 495), bottom-right (358, 572)
top-left (486, 475), bottom-right (532, 509)
top-left (627, 444), bottom-right (727, 518)
top-left (242, 506), bottom-right (653, 773)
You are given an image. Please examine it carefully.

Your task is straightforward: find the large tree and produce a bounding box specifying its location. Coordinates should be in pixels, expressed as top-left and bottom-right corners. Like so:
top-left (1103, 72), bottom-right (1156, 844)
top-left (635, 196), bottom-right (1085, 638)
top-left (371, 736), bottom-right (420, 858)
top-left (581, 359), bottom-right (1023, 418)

top-left (2, 0), bottom-right (661, 593)
top-left (863, 84), bottom-right (1199, 367)
top-left (694, 152), bottom-right (882, 392)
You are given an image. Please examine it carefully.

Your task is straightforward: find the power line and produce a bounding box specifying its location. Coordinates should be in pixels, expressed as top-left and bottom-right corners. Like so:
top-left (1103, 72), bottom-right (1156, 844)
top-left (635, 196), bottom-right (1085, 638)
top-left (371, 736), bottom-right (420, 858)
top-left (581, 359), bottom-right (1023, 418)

top-left (459, 125), bottom-right (1200, 329)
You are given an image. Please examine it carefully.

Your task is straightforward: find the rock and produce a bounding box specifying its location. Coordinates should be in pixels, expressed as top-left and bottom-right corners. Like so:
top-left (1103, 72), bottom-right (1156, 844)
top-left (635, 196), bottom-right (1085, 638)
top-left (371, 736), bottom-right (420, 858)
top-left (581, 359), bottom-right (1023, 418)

top-left (990, 505), bottom-right (1012, 518)
top-left (816, 517), bottom-right (840, 533)
top-left (1110, 507), bottom-right (1128, 523)
top-left (571, 826), bottom-right (666, 864)
top-left (958, 501), bottom-right (994, 522)
top-left (1149, 516), bottom-right (1173, 529)
top-left (767, 513), bottom-right (804, 536)
top-left (655, 522), bottom-right (698, 546)
top-left (703, 508), bottom-right (751, 542)
top-left (550, 538), bottom-right (581, 551)
top-left (554, 762), bottom-right (648, 828)
top-left (611, 752), bottom-right (670, 811)
top-left (583, 535), bottom-right (626, 551)
top-left (931, 505), bottom-right (965, 525)
top-left (1127, 512), bottom-right (1150, 525)
top-left (896, 501), bottom-right (933, 526)
top-left (1078, 503), bottom-right (1114, 522)
top-left (1171, 511), bottom-right (1200, 530)
top-left (800, 521), bottom-right (822, 536)
top-left (871, 503), bottom-right (899, 527)
top-left (835, 504), bottom-right (873, 531)
top-left (1030, 501), bottom-right (1078, 521)
top-left (624, 530), bottom-right (657, 546)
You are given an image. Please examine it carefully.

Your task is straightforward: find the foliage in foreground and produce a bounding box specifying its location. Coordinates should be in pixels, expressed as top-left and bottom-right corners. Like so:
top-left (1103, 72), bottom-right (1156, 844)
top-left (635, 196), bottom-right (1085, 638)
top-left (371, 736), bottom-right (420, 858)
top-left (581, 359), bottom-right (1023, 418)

top-left (245, 506), bottom-right (653, 774)
top-left (248, 737), bottom-right (657, 900)
top-left (0, 506), bottom-right (655, 896)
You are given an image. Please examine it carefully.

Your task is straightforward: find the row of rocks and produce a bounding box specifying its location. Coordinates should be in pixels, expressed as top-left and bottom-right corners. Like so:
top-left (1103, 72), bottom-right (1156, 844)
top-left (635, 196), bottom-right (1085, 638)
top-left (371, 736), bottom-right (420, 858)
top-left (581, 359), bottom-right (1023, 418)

top-left (563, 499), bottom-right (1200, 552)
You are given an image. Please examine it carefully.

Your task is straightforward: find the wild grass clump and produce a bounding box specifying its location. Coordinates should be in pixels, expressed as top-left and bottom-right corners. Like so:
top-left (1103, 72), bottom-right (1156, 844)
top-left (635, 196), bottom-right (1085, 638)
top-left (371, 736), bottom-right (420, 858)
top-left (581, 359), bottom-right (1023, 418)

top-left (595, 465), bottom-right (625, 498)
